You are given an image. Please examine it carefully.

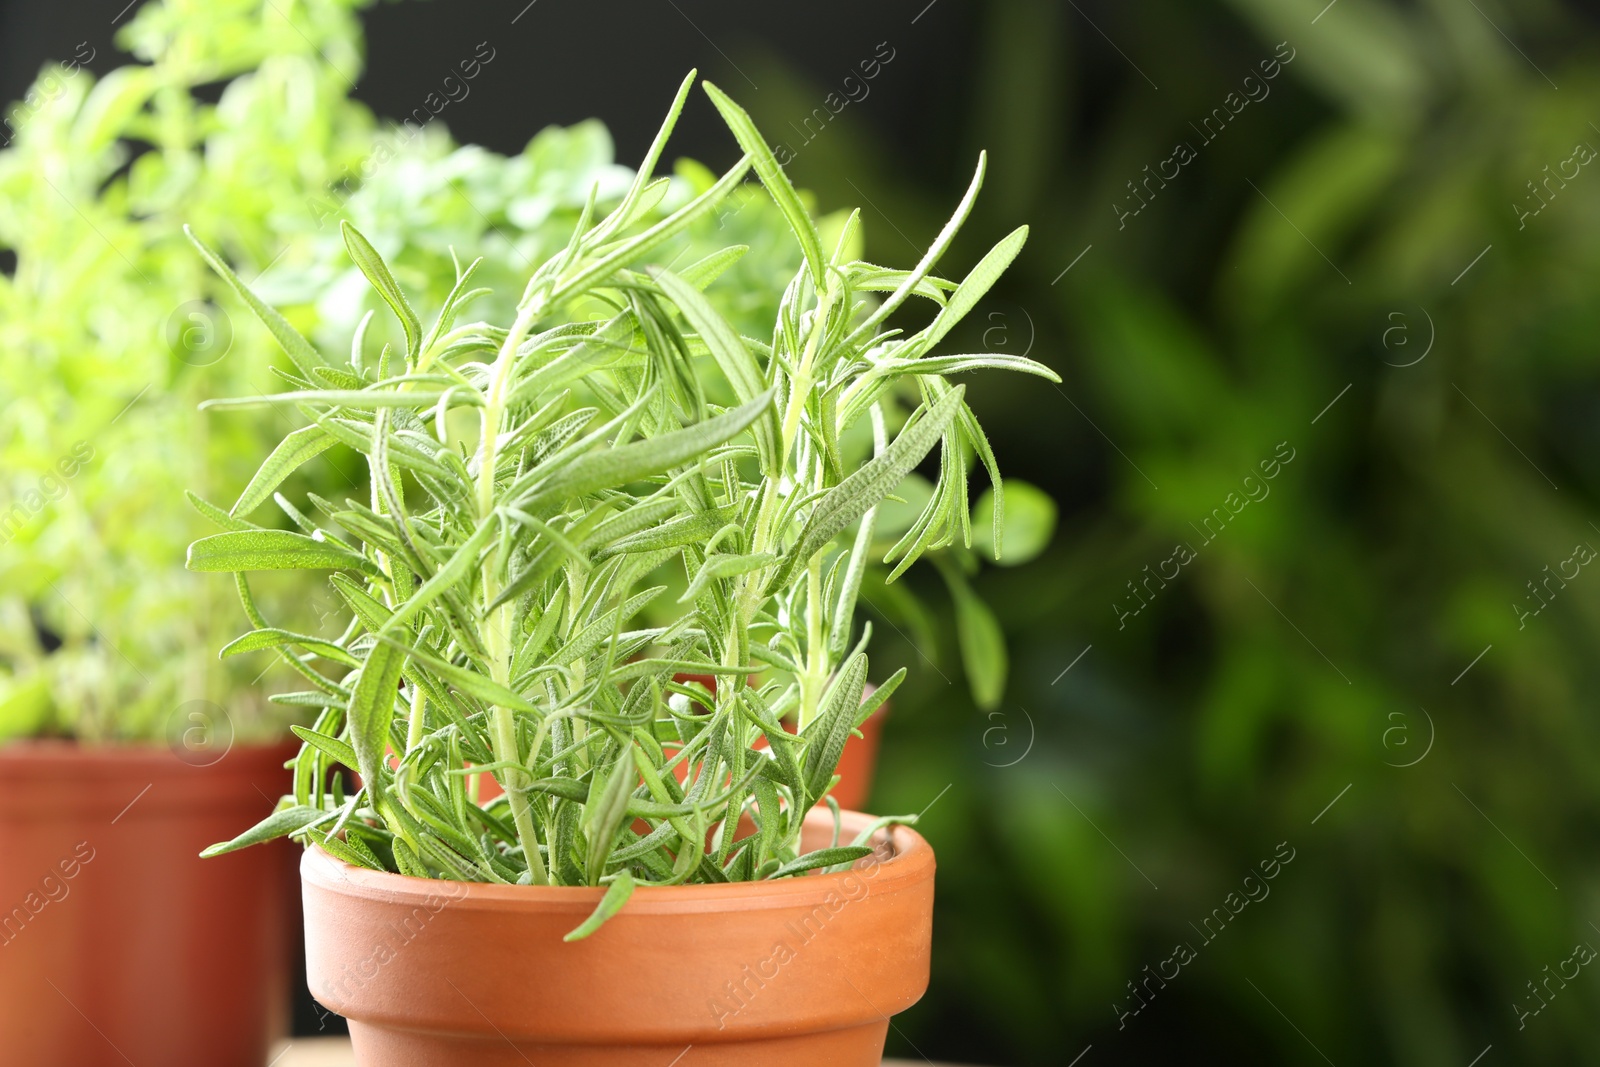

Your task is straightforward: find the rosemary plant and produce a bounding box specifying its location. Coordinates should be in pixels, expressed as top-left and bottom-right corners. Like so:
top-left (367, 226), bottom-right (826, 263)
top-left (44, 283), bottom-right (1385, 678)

top-left (191, 75), bottom-right (1057, 923)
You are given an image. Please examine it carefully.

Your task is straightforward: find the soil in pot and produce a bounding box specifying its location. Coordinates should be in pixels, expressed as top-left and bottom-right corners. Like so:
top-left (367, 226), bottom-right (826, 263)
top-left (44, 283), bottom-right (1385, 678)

top-left (0, 739), bottom-right (297, 1067)
top-left (303, 807), bottom-right (934, 1066)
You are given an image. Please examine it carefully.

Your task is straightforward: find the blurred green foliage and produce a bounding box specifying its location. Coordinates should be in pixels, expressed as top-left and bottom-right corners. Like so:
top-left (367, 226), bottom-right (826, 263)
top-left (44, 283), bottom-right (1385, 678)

top-left (751, 0), bottom-right (1600, 1063)
top-left (0, 0), bottom-right (381, 740)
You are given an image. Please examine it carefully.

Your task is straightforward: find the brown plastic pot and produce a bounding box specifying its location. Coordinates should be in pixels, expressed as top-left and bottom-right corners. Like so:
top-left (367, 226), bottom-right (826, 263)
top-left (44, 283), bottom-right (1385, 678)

top-left (0, 739), bottom-right (297, 1067)
top-left (303, 807), bottom-right (934, 1066)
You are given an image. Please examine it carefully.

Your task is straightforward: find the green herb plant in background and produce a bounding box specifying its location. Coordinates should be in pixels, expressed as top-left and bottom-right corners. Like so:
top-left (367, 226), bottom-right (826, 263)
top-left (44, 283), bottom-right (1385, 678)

top-left (188, 75), bottom-right (1057, 913)
top-left (0, 0), bottom-right (805, 747)
top-left (0, 0), bottom-right (388, 743)
top-left (276, 118), bottom-right (808, 351)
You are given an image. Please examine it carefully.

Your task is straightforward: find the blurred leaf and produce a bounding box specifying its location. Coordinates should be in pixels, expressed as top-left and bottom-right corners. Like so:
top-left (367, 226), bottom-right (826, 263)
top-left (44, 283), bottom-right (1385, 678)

top-left (1223, 0), bottom-right (1427, 122)
top-left (1074, 272), bottom-right (1233, 440)
top-left (938, 559), bottom-right (1007, 710)
top-left (859, 566), bottom-right (940, 669)
top-left (0, 674), bottom-right (51, 743)
top-left (1221, 125), bottom-right (1403, 318)
top-left (874, 473), bottom-right (936, 542)
top-left (973, 479), bottom-right (1056, 565)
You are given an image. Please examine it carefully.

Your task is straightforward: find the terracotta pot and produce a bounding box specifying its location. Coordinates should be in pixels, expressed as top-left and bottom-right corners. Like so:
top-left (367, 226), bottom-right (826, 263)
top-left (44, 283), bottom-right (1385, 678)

top-left (303, 807), bottom-right (934, 1066)
top-left (0, 739), bottom-right (297, 1067)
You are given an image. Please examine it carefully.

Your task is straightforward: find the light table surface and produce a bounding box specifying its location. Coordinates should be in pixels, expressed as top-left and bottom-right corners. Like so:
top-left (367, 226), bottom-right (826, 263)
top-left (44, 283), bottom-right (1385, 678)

top-left (272, 1037), bottom-right (964, 1065)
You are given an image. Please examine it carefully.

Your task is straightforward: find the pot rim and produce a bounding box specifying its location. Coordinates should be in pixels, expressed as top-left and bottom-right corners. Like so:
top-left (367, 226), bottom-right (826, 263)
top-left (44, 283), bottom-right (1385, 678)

top-left (0, 739), bottom-right (298, 816)
top-left (0, 737), bottom-right (294, 761)
top-left (302, 808), bottom-right (931, 915)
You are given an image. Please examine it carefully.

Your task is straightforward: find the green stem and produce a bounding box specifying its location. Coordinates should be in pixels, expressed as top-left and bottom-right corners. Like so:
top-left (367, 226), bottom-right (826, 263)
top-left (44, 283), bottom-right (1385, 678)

top-left (405, 684), bottom-right (427, 750)
top-left (729, 279), bottom-right (842, 726)
top-left (735, 280), bottom-right (838, 619)
top-left (776, 284), bottom-right (837, 472)
top-left (836, 363), bottom-right (882, 416)
top-left (477, 298), bottom-right (549, 885)
top-left (799, 551), bottom-right (826, 730)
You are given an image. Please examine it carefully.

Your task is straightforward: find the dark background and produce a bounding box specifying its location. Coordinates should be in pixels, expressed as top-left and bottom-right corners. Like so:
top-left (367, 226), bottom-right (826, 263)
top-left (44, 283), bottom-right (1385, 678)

top-left (0, 2), bottom-right (975, 191)
top-left (9, 1), bottom-right (1600, 1063)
